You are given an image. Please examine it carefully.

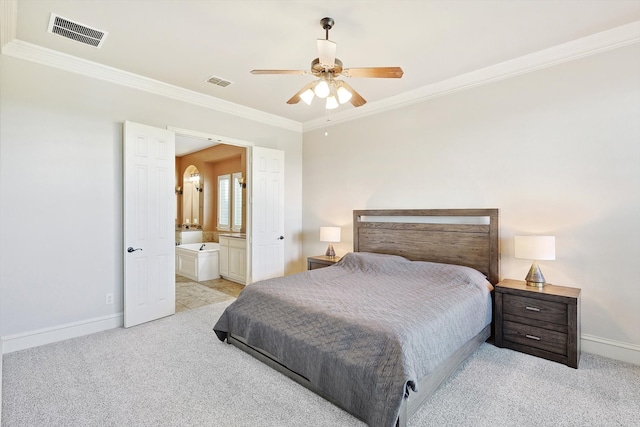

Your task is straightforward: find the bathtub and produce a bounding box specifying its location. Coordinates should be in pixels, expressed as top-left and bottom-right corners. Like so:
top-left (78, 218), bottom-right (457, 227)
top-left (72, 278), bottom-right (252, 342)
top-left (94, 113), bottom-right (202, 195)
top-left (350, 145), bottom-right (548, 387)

top-left (175, 243), bottom-right (220, 281)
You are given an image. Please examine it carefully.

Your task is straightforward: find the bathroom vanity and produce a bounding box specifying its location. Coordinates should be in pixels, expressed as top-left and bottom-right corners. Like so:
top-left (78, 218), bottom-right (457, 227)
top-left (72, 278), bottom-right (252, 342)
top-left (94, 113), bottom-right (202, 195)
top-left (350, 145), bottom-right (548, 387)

top-left (219, 234), bottom-right (246, 284)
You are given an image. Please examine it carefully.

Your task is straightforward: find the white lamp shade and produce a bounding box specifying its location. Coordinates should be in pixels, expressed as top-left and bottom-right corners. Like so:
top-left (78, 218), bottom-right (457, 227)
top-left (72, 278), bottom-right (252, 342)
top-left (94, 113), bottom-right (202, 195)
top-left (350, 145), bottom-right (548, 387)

top-left (336, 85), bottom-right (352, 104)
top-left (299, 88), bottom-right (315, 105)
top-left (325, 95), bottom-right (339, 109)
top-left (514, 236), bottom-right (556, 260)
top-left (320, 226), bottom-right (341, 243)
top-left (314, 80), bottom-right (330, 98)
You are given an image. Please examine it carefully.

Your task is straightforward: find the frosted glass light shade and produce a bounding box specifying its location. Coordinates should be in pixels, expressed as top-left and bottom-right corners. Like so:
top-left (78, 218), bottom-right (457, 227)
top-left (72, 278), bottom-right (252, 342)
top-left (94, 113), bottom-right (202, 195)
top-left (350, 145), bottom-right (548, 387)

top-left (320, 226), bottom-right (341, 243)
top-left (300, 88), bottom-right (315, 105)
top-left (336, 85), bottom-right (352, 104)
top-left (314, 80), bottom-right (330, 98)
top-left (515, 236), bottom-right (556, 260)
top-left (325, 95), bottom-right (339, 109)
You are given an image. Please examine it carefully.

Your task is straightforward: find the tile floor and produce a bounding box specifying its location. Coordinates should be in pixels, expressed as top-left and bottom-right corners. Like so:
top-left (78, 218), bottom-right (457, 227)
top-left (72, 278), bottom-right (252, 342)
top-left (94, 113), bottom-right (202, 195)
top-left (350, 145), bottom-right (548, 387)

top-left (175, 274), bottom-right (244, 312)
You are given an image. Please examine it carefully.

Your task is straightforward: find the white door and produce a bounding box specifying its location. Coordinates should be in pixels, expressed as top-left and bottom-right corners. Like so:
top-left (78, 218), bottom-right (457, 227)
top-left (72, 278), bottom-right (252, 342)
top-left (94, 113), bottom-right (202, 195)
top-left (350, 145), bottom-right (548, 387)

top-left (251, 147), bottom-right (285, 282)
top-left (123, 121), bottom-right (176, 327)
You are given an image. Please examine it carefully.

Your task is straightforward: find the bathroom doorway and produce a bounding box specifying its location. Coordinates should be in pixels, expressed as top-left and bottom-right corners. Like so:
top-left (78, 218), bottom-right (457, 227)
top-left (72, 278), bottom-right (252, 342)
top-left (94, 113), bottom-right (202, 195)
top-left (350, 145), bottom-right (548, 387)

top-left (172, 126), bottom-right (286, 287)
top-left (175, 133), bottom-right (248, 311)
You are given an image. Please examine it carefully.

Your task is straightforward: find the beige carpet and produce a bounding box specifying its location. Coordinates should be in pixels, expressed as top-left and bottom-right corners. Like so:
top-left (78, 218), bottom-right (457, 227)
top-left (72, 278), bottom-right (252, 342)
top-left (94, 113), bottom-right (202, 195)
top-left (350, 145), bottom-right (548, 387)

top-left (3, 301), bottom-right (639, 426)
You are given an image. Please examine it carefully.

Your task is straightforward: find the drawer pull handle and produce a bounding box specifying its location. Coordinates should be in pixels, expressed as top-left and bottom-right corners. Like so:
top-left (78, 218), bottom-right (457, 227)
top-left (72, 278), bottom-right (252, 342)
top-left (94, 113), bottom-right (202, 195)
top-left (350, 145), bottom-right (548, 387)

top-left (525, 334), bottom-right (541, 341)
top-left (525, 306), bottom-right (541, 312)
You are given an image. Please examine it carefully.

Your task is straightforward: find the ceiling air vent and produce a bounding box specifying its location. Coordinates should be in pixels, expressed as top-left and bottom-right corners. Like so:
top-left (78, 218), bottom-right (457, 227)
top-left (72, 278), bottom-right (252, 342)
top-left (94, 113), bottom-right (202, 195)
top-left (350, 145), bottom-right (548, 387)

top-left (206, 75), bottom-right (233, 88)
top-left (47, 14), bottom-right (108, 48)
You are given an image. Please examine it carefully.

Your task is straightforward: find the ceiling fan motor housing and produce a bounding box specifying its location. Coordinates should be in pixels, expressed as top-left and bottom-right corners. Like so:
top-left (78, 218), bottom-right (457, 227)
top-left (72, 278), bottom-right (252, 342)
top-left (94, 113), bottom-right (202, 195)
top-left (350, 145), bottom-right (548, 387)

top-left (312, 58), bottom-right (342, 75)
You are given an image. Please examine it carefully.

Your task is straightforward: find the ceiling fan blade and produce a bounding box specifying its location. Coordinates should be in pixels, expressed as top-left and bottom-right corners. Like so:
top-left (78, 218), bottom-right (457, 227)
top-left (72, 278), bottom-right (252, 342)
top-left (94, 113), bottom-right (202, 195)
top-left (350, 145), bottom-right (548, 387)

top-left (251, 69), bottom-right (309, 75)
top-left (317, 39), bottom-right (337, 68)
top-left (286, 82), bottom-right (314, 104)
top-left (342, 67), bottom-right (404, 78)
top-left (339, 81), bottom-right (367, 107)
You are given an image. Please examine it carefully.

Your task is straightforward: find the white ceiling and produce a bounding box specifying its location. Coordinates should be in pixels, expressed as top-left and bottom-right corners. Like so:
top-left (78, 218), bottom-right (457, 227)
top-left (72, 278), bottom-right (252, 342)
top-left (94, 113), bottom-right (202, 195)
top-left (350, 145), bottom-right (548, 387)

top-left (5, 0), bottom-right (640, 129)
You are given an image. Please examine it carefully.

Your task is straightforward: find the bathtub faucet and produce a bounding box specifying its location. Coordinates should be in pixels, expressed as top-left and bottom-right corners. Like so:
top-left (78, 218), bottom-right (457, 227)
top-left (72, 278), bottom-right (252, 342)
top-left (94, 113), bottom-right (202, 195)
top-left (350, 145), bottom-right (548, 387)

top-left (199, 244), bottom-right (205, 251)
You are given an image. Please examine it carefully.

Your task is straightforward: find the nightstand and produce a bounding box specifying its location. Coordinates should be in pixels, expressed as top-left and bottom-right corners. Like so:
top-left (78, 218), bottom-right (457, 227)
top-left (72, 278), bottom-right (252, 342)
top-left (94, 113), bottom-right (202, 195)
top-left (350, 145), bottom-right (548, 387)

top-left (307, 255), bottom-right (342, 270)
top-left (494, 279), bottom-right (581, 368)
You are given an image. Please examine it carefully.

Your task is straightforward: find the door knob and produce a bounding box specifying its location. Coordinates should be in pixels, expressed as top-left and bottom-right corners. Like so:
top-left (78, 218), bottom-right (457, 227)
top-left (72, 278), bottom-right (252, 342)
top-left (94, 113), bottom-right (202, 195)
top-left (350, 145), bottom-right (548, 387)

top-left (277, 236), bottom-right (284, 240)
top-left (127, 247), bottom-right (142, 253)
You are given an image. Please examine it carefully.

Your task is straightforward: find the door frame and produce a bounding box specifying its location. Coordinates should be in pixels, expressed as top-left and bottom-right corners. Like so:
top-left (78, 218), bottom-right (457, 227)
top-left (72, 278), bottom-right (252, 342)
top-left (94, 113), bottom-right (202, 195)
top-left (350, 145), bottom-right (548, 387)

top-left (168, 126), bottom-right (254, 284)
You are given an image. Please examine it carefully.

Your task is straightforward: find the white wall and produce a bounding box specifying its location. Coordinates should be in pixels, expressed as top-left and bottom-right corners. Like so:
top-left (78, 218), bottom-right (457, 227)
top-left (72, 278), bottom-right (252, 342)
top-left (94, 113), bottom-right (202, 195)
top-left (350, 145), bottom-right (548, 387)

top-left (0, 54), bottom-right (303, 343)
top-left (302, 44), bottom-right (640, 363)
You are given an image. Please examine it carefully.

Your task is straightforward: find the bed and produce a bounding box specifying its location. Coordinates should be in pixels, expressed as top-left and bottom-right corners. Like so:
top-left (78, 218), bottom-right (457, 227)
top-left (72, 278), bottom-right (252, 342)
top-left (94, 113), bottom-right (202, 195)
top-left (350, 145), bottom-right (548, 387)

top-left (214, 209), bottom-right (499, 427)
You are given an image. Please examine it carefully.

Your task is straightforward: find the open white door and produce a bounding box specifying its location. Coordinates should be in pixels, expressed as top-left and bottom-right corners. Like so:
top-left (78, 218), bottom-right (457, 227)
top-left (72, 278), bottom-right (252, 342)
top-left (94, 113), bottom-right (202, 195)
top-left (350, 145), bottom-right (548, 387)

top-left (251, 147), bottom-right (285, 282)
top-left (123, 121), bottom-right (176, 327)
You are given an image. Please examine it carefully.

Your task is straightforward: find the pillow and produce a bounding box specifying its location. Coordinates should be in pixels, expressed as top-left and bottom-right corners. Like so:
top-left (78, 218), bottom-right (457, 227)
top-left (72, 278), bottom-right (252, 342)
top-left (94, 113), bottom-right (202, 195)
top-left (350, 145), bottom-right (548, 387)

top-left (337, 251), bottom-right (410, 274)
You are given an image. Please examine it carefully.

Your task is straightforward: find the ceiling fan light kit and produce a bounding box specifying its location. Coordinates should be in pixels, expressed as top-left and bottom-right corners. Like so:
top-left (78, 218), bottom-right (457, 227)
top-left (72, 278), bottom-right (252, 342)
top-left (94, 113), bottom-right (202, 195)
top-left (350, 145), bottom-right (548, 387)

top-left (326, 94), bottom-right (339, 110)
top-left (251, 17), bottom-right (403, 111)
top-left (314, 80), bottom-right (330, 98)
top-left (337, 84), bottom-right (352, 104)
top-left (299, 88), bottom-right (315, 105)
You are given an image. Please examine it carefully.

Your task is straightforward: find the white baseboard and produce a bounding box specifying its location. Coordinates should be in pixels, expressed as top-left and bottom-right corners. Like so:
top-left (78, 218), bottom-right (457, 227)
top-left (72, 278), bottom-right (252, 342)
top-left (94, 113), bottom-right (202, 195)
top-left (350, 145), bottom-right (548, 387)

top-left (1, 313), bottom-right (123, 354)
top-left (581, 334), bottom-right (640, 366)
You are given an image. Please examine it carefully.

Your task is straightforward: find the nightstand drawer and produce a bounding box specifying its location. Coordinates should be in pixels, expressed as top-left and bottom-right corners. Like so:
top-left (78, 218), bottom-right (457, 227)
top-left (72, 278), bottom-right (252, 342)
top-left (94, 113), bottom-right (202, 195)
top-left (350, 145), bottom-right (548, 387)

top-left (503, 294), bottom-right (567, 325)
top-left (307, 255), bottom-right (341, 270)
top-left (503, 320), bottom-right (567, 355)
top-left (308, 261), bottom-right (329, 270)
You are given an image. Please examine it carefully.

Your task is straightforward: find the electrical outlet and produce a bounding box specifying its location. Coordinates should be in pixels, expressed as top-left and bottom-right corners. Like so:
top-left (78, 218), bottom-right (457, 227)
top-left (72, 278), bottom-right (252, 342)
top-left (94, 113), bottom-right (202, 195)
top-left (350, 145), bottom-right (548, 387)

top-left (106, 293), bottom-right (114, 305)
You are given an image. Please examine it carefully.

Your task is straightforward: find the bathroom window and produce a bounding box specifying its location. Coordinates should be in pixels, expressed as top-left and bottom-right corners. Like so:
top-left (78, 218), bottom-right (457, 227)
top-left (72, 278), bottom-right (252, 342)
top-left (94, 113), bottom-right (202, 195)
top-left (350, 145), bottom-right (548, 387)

top-left (218, 175), bottom-right (230, 230)
top-left (218, 172), bottom-right (243, 232)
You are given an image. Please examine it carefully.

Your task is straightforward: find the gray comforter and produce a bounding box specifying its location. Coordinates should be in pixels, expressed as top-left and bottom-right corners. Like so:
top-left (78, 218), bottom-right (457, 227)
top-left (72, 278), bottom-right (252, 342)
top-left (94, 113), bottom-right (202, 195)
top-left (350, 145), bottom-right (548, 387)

top-left (214, 252), bottom-right (492, 427)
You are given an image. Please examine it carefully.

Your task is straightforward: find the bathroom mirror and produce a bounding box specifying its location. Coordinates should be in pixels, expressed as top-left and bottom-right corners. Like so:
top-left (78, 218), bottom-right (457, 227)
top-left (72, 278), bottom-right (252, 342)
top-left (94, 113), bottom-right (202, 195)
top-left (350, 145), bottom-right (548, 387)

top-left (182, 165), bottom-right (203, 227)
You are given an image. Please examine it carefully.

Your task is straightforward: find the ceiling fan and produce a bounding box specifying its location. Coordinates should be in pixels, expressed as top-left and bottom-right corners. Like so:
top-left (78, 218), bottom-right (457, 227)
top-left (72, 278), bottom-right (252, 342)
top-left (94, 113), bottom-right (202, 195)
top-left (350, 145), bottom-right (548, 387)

top-left (251, 17), bottom-right (404, 109)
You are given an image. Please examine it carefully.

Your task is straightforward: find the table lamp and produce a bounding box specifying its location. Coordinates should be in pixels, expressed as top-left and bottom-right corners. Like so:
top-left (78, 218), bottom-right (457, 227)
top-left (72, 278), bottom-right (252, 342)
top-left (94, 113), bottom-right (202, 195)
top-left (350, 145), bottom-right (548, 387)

top-left (514, 235), bottom-right (556, 287)
top-left (320, 226), bottom-right (341, 258)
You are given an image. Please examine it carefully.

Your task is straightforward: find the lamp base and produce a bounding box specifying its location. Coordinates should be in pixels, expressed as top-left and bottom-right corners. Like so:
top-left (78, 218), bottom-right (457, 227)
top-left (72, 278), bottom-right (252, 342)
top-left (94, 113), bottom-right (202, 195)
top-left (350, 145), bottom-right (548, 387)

top-left (525, 261), bottom-right (546, 288)
top-left (526, 280), bottom-right (546, 288)
top-left (325, 243), bottom-right (335, 258)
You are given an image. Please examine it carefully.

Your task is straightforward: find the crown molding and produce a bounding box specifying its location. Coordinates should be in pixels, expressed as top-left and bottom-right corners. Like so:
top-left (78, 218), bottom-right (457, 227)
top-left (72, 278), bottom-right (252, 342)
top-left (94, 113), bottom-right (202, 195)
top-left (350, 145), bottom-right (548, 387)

top-left (1, 39), bottom-right (303, 133)
top-left (303, 20), bottom-right (640, 132)
top-left (0, 0), bottom-right (17, 50)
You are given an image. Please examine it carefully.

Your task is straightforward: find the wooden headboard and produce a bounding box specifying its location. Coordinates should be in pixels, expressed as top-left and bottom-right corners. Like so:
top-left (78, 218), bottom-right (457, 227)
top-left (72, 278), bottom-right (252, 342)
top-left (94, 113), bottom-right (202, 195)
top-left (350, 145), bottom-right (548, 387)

top-left (353, 209), bottom-right (499, 284)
